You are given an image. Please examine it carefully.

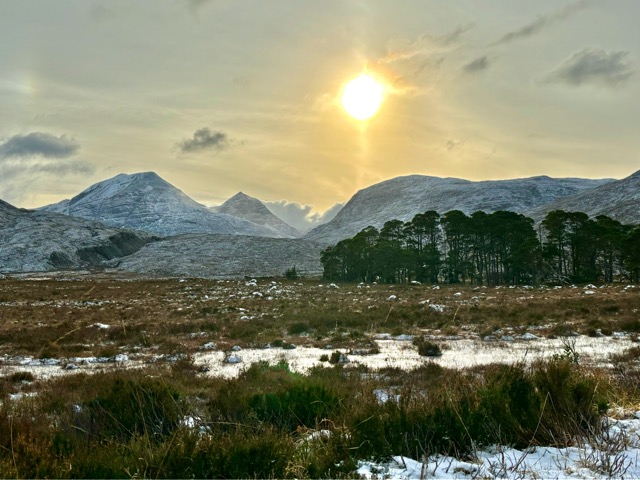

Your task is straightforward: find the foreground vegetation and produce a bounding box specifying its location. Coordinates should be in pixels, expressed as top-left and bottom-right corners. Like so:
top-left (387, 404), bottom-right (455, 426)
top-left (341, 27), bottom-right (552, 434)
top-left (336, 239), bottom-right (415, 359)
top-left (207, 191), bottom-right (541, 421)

top-left (1, 276), bottom-right (639, 477)
top-left (3, 355), bottom-right (638, 478)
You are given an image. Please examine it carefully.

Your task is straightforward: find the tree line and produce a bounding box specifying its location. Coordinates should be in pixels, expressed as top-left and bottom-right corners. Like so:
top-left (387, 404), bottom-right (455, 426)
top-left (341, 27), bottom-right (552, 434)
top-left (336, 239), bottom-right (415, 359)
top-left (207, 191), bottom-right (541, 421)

top-left (320, 210), bottom-right (640, 285)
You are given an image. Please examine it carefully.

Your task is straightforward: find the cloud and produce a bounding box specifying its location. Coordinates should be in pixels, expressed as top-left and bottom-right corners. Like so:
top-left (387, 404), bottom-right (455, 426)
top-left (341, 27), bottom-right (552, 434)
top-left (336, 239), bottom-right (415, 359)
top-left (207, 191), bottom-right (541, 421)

top-left (178, 128), bottom-right (231, 153)
top-left (372, 25), bottom-right (471, 96)
top-left (446, 139), bottom-right (465, 151)
top-left (437, 24), bottom-right (474, 46)
top-left (0, 159), bottom-right (95, 205)
top-left (0, 132), bottom-right (79, 159)
top-left (187, 0), bottom-right (211, 10)
top-left (381, 25), bottom-right (472, 66)
top-left (542, 48), bottom-right (634, 87)
top-left (263, 200), bottom-right (344, 232)
top-left (493, 1), bottom-right (589, 45)
top-left (462, 56), bottom-right (489, 74)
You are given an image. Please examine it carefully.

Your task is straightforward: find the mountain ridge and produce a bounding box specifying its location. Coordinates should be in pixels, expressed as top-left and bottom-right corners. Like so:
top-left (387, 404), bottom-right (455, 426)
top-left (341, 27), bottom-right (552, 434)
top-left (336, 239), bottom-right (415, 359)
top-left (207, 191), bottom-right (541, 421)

top-left (305, 173), bottom-right (615, 244)
top-left (40, 172), bottom-right (282, 238)
top-left (525, 170), bottom-right (640, 223)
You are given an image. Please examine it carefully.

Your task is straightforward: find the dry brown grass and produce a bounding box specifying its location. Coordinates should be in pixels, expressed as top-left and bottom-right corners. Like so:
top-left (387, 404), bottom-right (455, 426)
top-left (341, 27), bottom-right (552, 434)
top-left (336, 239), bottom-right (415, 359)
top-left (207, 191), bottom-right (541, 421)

top-left (0, 276), bottom-right (639, 359)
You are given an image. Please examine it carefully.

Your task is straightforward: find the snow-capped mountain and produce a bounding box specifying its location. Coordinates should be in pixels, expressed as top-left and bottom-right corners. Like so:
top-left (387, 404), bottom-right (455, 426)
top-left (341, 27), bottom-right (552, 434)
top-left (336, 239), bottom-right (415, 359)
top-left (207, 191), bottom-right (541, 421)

top-left (305, 174), bottom-right (613, 244)
top-left (111, 234), bottom-right (323, 278)
top-left (0, 199), bottom-right (154, 273)
top-left (212, 192), bottom-right (300, 238)
top-left (40, 172), bottom-right (280, 238)
top-left (525, 170), bottom-right (640, 224)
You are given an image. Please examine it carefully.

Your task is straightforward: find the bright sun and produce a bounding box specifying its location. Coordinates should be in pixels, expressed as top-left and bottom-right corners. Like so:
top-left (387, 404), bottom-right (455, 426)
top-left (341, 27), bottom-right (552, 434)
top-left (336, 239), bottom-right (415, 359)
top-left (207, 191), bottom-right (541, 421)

top-left (341, 74), bottom-right (384, 121)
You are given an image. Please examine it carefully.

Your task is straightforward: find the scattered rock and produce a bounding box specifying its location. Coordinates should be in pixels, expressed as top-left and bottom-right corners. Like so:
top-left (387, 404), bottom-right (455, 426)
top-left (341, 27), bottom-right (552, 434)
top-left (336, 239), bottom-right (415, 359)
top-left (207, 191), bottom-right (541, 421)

top-left (394, 334), bottom-right (413, 341)
top-left (225, 355), bottom-right (242, 364)
top-left (520, 333), bottom-right (538, 340)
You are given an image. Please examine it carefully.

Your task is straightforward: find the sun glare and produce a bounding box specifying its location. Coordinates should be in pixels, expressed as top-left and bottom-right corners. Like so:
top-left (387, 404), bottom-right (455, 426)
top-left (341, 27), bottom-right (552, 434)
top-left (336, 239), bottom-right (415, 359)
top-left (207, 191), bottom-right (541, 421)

top-left (341, 74), bottom-right (384, 121)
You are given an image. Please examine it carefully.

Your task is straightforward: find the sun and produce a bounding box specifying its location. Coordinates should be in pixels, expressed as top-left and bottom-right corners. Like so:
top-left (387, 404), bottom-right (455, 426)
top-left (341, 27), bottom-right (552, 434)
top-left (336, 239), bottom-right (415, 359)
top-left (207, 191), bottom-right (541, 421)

top-left (341, 74), bottom-right (384, 121)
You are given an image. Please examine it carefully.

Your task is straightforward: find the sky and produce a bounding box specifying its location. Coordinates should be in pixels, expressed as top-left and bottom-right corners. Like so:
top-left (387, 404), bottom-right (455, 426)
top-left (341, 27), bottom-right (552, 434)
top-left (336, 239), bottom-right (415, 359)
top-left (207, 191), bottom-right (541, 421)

top-left (0, 0), bottom-right (638, 227)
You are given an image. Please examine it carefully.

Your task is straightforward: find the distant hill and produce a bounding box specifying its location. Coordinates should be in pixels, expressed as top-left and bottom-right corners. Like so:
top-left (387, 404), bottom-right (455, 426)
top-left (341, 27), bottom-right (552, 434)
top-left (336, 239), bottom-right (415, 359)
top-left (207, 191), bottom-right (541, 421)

top-left (212, 192), bottom-right (300, 238)
top-left (0, 199), bottom-right (154, 273)
top-left (525, 170), bottom-right (640, 224)
top-left (110, 234), bottom-right (323, 278)
top-left (40, 172), bottom-right (280, 238)
top-left (305, 174), bottom-right (612, 244)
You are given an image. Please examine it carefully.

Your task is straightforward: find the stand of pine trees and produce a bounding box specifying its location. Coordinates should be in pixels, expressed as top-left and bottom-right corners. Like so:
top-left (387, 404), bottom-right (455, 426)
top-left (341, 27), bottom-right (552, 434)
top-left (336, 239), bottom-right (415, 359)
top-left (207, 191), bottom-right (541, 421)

top-left (320, 210), bottom-right (640, 285)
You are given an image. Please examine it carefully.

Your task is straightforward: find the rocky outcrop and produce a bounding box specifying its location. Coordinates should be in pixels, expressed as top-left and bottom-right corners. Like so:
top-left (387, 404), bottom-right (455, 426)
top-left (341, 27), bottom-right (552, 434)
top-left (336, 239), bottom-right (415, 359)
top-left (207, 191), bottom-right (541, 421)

top-left (0, 200), bottom-right (155, 273)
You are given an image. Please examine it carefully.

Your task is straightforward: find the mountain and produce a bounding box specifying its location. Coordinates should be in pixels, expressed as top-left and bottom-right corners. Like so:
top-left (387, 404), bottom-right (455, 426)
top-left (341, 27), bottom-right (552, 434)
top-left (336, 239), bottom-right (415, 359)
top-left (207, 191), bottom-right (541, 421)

top-left (40, 172), bottom-right (280, 238)
top-left (212, 192), bottom-right (300, 238)
top-left (525, 170), bottom-right (640, 224)
top-left (0, 199), bottom-right (154, 273)
top-left (110, 234), bottom-right (323, 278)
top-left (305, 174), bottom-right (613, 244)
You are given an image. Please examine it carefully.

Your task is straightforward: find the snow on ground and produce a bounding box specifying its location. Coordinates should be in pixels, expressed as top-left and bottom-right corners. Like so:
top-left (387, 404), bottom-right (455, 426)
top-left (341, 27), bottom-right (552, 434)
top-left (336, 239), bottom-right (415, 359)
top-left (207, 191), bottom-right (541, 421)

top-left (357, 416), bottom-right (640, 479)
top-left (0, 335), bottom-right (635, 380)
top-left (194, 335), bottom-right (634, 379)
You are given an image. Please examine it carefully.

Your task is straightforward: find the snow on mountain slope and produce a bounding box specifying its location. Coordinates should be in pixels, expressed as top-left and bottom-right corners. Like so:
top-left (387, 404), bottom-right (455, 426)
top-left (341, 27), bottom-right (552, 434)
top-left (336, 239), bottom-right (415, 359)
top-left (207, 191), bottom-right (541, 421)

top-left (0, 199), bottom-right (154, 273)
top-left (40, 172), bottom-right (279, 238)
top-left (112, 234), bottom-right (323, 278)
top-left (212, 192), bottom-right (300, 238)
top-left (305, 174), bottom-right (612, 244)
top-left (525, 170), bottom-right (640, 224)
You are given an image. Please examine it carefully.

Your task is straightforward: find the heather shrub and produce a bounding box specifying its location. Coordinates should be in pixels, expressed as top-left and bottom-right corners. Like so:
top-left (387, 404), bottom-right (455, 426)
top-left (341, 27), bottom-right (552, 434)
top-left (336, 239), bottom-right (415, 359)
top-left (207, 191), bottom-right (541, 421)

top-left (83, 376), bottom-right (183, 442)
top-left (249, 382), bottom-right (341, 431)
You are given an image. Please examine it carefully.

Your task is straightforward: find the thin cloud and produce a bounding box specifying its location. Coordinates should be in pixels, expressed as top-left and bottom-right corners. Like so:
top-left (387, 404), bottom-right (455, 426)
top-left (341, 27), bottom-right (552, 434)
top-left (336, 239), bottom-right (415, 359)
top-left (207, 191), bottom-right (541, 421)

top-left (447, 139), bottom-right (465, 151)
top-left (542, 48), bottom-right (634, 87)
top-left (462, 56), bottom-right (489, 74)
top-left (374, 26), bottom-right (469, 97)
top-left (0, 159), bottom-right (95, 205)
top-left (380, 25), bottom-right (472, 65)
top-left (187, 0), bottom-right (212, 11)
top-left (178, 128), bottom-right (231, 153)
top-left (0, 132), bottom-right (79, 159)
top-left (438, 24), bottom-right (474, 46)
top-left (493, 1), bottom-right (589, 45)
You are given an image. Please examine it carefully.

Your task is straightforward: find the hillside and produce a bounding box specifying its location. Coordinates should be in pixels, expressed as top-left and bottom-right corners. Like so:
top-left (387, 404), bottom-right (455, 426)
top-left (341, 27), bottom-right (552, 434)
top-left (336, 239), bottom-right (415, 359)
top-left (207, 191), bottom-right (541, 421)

top-left (40, 172), bottom-right (279, 238)
top-left (305, 174), bottom-right (612, 244)
top-left (0, 199), bottom-right (154, 273)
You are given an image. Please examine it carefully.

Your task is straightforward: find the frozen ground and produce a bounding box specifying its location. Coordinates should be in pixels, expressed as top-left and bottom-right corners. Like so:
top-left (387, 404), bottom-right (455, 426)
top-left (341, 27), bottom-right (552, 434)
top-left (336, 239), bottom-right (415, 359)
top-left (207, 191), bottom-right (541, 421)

top-left (194, 334), bottom-right (634, 379)
top-left (358, 416), bottom-right (640, 479)
top-left (1, 334), bottom-right (635, 380)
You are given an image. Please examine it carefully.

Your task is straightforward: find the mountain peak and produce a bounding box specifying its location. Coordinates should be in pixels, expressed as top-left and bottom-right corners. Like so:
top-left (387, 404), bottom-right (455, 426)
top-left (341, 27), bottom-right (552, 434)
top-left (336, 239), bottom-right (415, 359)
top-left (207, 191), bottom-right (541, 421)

top-left (216, 192), bottom-right (300, 237)
top-left (226, 191), bottom-right (256, 203)
top-left (128, 171), bottom-right (164, 182)
top-left (38, 173), bottom-right (278, 238)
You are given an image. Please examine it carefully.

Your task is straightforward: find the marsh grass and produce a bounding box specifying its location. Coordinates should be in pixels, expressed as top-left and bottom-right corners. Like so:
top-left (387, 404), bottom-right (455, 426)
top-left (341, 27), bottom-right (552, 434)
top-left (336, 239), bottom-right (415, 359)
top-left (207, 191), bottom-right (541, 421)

top-left (1, 277), bottom-right (640, 477)
top-left (1, 278), bottom-right (640, 357)
top-left (0, 357), bottom-right (623, 478)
